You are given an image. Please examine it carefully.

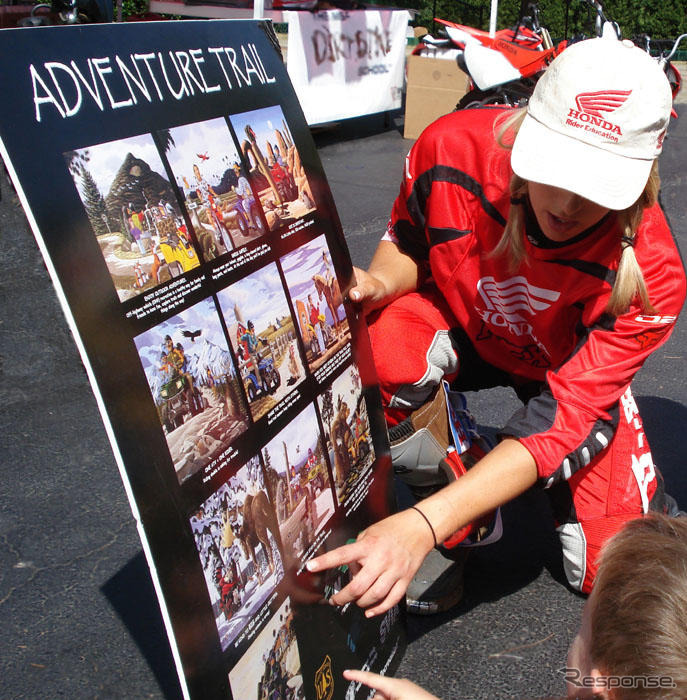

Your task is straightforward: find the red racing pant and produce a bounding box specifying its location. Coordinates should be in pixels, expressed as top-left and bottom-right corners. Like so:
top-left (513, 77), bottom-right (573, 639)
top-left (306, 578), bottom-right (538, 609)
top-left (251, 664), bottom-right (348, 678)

top-left (369, 287), bottom-right (664, 593)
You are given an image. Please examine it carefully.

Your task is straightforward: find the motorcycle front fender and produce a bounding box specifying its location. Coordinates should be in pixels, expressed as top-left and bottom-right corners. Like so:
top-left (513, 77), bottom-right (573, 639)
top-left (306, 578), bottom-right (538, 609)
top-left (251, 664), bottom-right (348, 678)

top-left (464, 43), bottom-right (522, 91)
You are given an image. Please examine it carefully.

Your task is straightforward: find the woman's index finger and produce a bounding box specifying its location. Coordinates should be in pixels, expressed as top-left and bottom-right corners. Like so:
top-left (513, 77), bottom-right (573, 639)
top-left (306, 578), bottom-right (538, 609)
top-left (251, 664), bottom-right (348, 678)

top-left (305, 539), bottom-right (365, 573)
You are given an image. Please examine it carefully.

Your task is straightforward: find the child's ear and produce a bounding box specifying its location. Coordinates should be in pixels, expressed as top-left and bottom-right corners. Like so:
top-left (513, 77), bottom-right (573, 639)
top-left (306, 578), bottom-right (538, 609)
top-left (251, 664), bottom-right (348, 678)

top-left (589, 668), bottom-right (612, 699)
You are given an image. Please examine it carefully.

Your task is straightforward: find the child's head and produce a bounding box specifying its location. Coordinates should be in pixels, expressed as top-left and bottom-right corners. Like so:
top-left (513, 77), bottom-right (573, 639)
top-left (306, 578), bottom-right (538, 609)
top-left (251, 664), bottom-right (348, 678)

top-left (567, 514), bottom-right (687, 699)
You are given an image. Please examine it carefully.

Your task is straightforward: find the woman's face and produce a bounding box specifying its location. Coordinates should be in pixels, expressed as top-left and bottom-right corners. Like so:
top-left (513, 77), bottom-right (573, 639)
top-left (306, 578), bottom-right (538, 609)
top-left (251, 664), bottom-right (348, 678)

top-left (528, 182), bottom-right (611, 243)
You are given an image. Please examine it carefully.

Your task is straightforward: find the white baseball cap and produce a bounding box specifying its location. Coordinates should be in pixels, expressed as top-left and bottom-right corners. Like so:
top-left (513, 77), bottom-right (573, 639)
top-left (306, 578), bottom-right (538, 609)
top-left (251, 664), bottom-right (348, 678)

top-left (511, 37), bottom-right (672, 210)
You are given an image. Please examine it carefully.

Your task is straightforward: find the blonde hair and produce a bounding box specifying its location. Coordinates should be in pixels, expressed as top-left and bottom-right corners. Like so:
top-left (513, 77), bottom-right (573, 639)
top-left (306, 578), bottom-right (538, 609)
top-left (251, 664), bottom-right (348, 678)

top-left (589, 514), bottom-right (687, 700)
top-left (493, 109), bottom-right (659, 315)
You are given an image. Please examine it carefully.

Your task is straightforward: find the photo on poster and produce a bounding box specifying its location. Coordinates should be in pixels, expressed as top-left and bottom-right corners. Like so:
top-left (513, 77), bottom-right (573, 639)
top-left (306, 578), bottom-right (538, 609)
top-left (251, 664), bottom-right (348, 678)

top-left (229, 105), bottom-right (316, 232)
top-left (262, 404), bottom-right (336, 562)
top-left (133, 297), bottom-right (249, 484)
top-left (317, 364), bottom-right (375, 504)
top-left (216, 262), bottom-right (305, 422)
top-left (227, 597), bottom-right (304, 700)
top-left (280, 234), bottom-right (350, 372)
top-left (189, 456), bottom-right (284, 652)
top-left (66, 134), bottom-right (200, 302)
top-left (164, 117), bottom-right (268, 260)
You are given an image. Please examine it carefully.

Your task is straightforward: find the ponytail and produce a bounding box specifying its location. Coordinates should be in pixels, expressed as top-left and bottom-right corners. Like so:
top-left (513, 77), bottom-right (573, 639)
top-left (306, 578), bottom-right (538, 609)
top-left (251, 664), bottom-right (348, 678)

top-left (493, 110), bottom-right (660, 315)
top-left (607, 160), bottom-right (660, 315)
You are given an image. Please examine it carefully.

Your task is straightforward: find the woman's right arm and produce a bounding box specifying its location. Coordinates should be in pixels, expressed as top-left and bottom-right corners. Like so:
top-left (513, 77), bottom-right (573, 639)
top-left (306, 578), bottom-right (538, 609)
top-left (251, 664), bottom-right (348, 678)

top-left (349, 240), bottom-right (422, 315)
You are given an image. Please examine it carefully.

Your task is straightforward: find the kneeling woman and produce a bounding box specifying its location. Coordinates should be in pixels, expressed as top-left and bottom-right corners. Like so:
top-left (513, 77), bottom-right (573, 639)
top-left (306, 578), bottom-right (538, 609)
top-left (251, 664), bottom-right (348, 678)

top-left (307, 37), bottom-right (685, 611)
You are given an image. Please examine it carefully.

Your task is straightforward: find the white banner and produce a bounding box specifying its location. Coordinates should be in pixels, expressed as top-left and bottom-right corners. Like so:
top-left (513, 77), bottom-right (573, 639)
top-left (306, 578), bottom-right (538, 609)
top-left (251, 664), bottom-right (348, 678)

top-left (286, 9), bottom-right (408, 125)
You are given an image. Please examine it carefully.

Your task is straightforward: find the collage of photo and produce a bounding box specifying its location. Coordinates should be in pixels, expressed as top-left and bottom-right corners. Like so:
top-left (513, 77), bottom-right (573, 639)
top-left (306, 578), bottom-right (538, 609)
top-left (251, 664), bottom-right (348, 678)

top-left (216, 262), bottom-right (305, 423)
top-left (317, 365), bottom-right (375, 505)
top-left (134, 297), bottom-right (250, 485)
top-left (66, 133), bottom-right (201, 302)
top-left (65, 102), bottom-right (380, 686)
top-left (262, 403), bottom-right (336, 561)
top-left (228, 598), bottom-right (304, 700)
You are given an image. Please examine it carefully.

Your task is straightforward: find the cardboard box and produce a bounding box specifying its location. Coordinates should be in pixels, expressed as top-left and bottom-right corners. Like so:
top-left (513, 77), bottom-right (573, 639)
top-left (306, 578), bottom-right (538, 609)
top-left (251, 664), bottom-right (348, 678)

top-left (404, 54), bottom-right (470, 140)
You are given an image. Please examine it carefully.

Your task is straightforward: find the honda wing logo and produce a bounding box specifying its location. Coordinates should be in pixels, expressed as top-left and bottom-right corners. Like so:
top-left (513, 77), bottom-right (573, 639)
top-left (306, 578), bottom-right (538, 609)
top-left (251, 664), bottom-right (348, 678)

top-left (575, 90), bottom-right (631, 117)
top-left (478, 276), bottom-right (560, 318)
top-left (476, 275), bottom-right (560, 341)
top-left (475, 276), bottom-right (559, 363)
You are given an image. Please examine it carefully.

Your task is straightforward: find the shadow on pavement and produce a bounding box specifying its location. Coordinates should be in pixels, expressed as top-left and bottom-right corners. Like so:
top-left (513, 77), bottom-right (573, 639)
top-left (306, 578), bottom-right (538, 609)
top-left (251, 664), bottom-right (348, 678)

top-left (102, 553), bottom-right (184, 700)
top-left (637, 396), bottom-right (687, 507)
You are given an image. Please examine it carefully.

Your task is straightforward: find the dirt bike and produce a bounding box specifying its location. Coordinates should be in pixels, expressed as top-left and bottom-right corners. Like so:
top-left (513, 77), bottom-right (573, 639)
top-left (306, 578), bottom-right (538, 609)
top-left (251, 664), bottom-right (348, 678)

top-left (422, 0), bottom-right (617, 109)
top-left (413, 2), bottom-right (562, 109)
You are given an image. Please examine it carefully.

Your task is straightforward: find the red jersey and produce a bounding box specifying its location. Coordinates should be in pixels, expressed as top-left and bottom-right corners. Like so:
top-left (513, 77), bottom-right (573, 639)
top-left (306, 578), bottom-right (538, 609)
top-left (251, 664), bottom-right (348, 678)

top-left (388, 108), bottom-right (686, 481)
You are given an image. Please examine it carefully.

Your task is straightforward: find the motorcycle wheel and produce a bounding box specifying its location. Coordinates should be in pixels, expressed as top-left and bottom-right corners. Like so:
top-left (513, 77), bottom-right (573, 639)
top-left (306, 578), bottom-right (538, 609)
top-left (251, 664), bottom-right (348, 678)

top-left (246, 383), bottom-right (257, 401)
top-left (270, 368), bottom-right (281, 390)
top-left (250, 205), bottom-right (266, 234)
top-left (236, 213), bottom-right (249, 238)
top-left (665, 63), bottom-right (681, 100)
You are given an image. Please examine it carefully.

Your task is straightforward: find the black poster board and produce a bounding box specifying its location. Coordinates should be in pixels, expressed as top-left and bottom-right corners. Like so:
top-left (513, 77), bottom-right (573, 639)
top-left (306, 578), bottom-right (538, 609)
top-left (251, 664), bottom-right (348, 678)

top-left (0, 19), bottom-right (402, 699)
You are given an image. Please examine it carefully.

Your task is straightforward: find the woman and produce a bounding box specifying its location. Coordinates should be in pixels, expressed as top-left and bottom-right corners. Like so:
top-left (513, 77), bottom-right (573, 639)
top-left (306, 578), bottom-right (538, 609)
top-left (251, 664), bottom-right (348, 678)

top-left (306, 38), bottom-right (685, 612)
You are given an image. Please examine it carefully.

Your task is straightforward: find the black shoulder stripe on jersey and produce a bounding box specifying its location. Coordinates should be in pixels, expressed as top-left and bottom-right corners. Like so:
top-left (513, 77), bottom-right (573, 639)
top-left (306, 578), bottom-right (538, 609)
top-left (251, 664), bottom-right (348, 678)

top-left (500, 388), bottom-right (557, 439)
top-left (394, 218), bottom-right (430, 260)
top-left (407, 164), bottom-right (506, 231)
top-left (545, 258), bottom-right (616, 286)
top-left (554, 312), bottom-right (617, 373)
top-left (393, 165), bottom-right (504, 259)
top-left (428, 226), bottom-right (472, 246)
top-left (546, 479), bottom-right (577, 524)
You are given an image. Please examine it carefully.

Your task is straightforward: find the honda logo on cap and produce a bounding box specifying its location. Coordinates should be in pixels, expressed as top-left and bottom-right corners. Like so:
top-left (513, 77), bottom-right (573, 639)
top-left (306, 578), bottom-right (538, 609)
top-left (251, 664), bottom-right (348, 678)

top-left (575, 90), bottom-right (631, 117)
top-left (565, 89), bottom-right (631, 140)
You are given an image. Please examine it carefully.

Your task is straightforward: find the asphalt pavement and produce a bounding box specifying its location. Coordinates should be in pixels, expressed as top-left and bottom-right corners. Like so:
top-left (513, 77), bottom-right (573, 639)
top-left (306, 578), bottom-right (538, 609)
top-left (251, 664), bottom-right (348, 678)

top-left (2, 104), bottom-right (686, 700)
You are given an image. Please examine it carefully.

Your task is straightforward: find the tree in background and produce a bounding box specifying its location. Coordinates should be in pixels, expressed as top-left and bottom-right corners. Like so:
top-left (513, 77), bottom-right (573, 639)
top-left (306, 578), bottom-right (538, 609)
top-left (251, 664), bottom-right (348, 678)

top-left (404, 0), bottom-right (687, 41)
top-left (79, 168), bottom-right (109, 236)
top-left (121, 0), bottom-right (149, 20)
